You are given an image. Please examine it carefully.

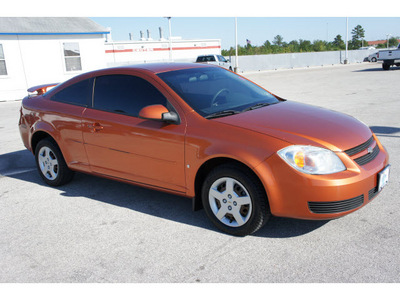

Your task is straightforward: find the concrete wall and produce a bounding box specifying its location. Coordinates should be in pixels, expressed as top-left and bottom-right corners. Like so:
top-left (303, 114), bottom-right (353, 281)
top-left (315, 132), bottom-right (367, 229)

top-left (230, 49), bottom-right (378, 73)
top-left (0, 34), bottom-right (106, 101)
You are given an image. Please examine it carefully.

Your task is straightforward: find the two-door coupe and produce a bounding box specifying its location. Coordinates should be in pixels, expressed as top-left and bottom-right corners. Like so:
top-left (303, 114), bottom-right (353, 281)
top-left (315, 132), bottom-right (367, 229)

top-left (19, 63), bottom-right (390, 236)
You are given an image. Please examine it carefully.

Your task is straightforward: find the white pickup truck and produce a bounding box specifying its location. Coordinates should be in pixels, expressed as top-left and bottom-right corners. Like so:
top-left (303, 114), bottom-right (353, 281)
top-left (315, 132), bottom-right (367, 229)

top-left (377, 43), bottom-right (400, 70)
top-left (196, 54), bottom-right (233, 71)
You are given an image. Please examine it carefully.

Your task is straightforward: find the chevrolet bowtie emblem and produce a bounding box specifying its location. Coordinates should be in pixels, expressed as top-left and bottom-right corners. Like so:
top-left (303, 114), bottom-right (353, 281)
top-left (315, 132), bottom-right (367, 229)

top-left (367, 147), bottom-right (374, 154)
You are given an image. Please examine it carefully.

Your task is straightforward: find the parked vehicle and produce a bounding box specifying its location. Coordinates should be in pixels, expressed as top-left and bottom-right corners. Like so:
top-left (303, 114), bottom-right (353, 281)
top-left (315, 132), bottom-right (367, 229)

top-left (367, 52), bottom-right (378, 62)
top-left (377, 43), bottom-right (400, 70)
top-left (196, 54), bottom-right (232, 70)
top-left (19, 63), bottom-right (390, 236)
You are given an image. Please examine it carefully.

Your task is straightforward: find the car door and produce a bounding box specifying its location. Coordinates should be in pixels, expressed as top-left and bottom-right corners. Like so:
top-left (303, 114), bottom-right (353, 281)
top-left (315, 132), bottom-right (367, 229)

top-left (46, 78), bottom-right (93, 172)
top-left (81, 73), bottom-right (186, 193)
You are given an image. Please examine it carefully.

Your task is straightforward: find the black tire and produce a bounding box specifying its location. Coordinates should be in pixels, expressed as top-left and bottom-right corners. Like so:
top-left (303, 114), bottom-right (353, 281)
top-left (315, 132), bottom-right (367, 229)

top-left (383, 63), bottom-right (391, 70)
top-left (371, 57), bottom-right (377, 62)
top-left (201, 164), bottom-right (270, 236)
top-left (35, 138), bottom-right (74, 186)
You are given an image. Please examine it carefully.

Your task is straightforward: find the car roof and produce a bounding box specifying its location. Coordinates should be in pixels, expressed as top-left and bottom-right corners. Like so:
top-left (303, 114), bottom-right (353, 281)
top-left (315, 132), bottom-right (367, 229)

top-left (115, 62), bottom-right (213, 74)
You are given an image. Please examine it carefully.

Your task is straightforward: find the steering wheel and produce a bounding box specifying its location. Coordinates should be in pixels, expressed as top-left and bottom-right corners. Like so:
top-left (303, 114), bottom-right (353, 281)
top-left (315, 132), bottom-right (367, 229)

top-left (211, 88), bottom-right (229, 107)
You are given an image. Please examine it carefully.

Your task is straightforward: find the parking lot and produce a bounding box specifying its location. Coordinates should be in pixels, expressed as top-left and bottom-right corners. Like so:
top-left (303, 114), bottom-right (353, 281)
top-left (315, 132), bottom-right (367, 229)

top-left (0, 62), bottom-right (399, 283)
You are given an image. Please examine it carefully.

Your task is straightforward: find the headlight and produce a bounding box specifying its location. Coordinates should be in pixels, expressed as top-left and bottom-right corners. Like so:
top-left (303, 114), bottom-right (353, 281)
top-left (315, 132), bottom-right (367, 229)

top-left (277, 145), bottom-right (346, 175)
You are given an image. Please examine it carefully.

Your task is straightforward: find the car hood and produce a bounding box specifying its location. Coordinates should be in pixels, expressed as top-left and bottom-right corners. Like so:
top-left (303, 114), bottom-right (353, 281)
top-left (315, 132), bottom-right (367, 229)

top-left (214, 101), bottom-right (372, 152)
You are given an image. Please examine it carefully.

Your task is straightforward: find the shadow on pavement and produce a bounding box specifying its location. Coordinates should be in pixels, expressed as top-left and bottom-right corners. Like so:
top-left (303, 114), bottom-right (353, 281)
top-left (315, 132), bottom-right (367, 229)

top-left (1, 149), bottom-right (328, 238)
top-left (353, 65), bottom-right (400, 72)
top-left (370, 126), bottom-right (400, 139)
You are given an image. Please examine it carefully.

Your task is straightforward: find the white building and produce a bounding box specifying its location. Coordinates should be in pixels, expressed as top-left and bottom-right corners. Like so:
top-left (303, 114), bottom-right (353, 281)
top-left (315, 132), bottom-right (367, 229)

top-left (0, 17), bottom-right (109, 101)
top-left (105, 35), bottom-right (221, 66)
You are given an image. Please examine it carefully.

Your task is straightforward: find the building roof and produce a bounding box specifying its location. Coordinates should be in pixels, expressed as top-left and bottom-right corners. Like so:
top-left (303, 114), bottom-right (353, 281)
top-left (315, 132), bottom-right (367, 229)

top-left (368, 39), bottom-right (400, 46)
top-left (0, 17), bottom-right (109, 35)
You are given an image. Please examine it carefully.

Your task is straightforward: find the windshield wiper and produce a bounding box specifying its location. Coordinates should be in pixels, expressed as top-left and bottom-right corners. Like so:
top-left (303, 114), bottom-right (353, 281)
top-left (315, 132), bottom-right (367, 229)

top-left (205, 110), bottom-right (241, 119)
top-left (242, 102), bottom-right (272, 112)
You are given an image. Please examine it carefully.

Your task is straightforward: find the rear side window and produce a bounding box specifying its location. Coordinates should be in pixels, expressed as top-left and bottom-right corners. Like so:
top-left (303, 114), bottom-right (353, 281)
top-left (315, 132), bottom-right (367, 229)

top-left (93, 75), bottom-right (167, 117)
top-left (51, 78), bottom-right (92, 106)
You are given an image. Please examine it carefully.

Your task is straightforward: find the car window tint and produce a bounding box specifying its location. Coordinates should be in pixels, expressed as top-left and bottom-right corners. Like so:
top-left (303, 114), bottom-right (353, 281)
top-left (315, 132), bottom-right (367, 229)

top-left (93, 75), bottom-right (167, 117)
top-left (51, 78), bottom-right (92, 106)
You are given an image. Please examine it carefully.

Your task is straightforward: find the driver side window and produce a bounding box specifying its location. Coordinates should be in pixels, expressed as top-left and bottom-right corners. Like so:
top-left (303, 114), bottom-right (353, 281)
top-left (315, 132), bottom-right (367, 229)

top-left (93, 75), bottom-right (167, 117)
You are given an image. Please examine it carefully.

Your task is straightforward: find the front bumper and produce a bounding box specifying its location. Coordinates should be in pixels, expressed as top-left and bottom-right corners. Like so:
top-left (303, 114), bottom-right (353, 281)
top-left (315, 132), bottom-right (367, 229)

top-left (255, 135), bottom-right (389, 220)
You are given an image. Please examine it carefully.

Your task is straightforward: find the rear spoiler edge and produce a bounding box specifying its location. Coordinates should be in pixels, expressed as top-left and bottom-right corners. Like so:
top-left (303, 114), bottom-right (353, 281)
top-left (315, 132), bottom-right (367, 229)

top-left (27, 83), bottom-right (59, 95)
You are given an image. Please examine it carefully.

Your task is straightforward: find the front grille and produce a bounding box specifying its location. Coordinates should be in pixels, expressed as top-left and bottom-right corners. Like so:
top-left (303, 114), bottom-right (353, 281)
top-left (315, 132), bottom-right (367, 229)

top-left (368, 186), bottom-right (379, 201)
top-left (354, 145), bottom-right (380, 166)
top-left (344, 136), bottom-right (380, 166)
top-left (344, 136), bottom-right (374, 156)
top-left (308, 195), bottom-right (364, 214)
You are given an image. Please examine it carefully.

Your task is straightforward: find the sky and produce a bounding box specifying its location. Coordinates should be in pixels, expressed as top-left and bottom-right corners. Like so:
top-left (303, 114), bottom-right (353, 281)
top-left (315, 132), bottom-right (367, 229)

top-left (3, 0), bottom-right (400, 50)
top-left (91, 17), bottom-right (400, 50)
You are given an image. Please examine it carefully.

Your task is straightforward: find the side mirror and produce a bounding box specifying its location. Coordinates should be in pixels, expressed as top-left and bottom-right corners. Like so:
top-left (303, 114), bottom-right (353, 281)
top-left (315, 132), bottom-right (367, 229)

top-left (139, 104), bottom-right (179, 124)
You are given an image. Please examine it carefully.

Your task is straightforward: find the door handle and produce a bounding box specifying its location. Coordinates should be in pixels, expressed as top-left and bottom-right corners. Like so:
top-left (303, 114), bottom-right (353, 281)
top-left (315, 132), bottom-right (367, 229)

top-left (87, 122), bottom-right (103, 132)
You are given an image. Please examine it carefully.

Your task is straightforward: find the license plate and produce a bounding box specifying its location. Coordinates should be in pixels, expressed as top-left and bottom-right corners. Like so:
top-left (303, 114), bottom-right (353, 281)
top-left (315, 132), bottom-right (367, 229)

top-left (378, 165), bottom-right (390, 192)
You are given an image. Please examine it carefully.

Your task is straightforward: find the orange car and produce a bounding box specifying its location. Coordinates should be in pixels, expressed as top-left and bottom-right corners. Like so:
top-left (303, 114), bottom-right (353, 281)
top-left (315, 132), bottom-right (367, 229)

top-left (19, 63), bottom-right (390, 236)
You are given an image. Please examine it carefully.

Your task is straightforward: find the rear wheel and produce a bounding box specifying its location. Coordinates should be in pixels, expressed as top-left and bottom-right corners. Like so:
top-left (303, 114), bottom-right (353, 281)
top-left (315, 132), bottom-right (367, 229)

top-left (371, 57), bottom-right (377, 62)
top-left (35, 138), bottom-right (74, 186)
top-left (383, 63), bottom-right (391, 70)
top-left (201, 164), bottom-right (270, 236)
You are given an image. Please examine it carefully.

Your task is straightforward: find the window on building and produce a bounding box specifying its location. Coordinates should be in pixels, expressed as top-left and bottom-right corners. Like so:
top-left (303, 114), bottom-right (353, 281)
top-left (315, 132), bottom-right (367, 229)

top-left (63, 42), bottom-right (82, 72)
top-left (0, 44), bottom-right (7, 76)
top-left (93, 75), bottom-right (167, 117)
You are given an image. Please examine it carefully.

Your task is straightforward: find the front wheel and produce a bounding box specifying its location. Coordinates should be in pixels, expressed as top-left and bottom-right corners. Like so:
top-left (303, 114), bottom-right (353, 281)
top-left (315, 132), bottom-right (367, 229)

top-left (382, 63), bottom-right (391, 70)
top-left (201, 164), bottom-right (270, 236)
top-left (35, 138), bottom-right (74, 186)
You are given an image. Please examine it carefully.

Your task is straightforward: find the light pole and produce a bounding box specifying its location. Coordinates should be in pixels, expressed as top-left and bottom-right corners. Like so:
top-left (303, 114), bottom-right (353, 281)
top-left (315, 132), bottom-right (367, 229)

top-left (234, 17), bottom-right (239, 73)
top-left (345, 17), bottom-right (349, 64)
top-left (165, 17), bottom-right (173, 61)
top-left (386, 34), bottom-right (392, 48)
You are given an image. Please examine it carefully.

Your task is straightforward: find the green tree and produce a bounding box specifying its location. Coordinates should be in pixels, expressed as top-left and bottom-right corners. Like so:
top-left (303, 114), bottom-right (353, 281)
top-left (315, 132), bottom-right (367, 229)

top-left (332, 34), bottom-right (345, 49)
top-left (350, 25), bottom-right (365, 49)
top-left (388, 37), bottom-right (399, 47)
top-left (273, 35), bottom-right (284, 47)
top-left (299, 39), bottom-right (312, 52)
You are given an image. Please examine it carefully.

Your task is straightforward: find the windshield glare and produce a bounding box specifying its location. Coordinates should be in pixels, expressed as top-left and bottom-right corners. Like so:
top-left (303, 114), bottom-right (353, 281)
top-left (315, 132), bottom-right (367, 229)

top-left (157, 67), bottom-right (279, 117)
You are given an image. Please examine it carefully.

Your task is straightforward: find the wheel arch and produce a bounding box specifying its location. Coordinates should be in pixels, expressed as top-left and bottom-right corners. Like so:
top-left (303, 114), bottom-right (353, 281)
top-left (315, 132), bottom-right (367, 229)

top-left (192, 157), bottom-right (268, 211)
top-left (31, 130), bottom-right (57, 154)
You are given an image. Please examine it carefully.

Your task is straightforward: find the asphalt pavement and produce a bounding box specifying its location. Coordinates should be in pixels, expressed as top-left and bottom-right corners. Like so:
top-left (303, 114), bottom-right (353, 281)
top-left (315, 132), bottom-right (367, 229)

top-left (0, 62), bottom-right (399, 283)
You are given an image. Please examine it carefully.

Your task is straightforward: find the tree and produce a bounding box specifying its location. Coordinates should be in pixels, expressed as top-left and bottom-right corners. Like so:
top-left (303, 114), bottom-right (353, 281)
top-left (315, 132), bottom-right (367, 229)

top-left (350, 25), bottom-right (365, 49)
top-left (388, 37), bottom-right (399, 48)
top-left (273, 35), bottom-right (284, 47)
top-left (332, 34), bottom-right (345, 49)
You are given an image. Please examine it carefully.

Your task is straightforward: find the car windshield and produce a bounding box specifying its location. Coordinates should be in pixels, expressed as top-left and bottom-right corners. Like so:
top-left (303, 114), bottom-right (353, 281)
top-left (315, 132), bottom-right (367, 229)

top-left (157, 67), bottom-right (280, 118)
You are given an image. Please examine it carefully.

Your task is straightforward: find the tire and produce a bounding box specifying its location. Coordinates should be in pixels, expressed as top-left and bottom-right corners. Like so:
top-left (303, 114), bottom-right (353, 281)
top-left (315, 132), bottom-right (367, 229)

top-left (201, 164), bottom-right (270, 236)
top-left (371, 57), bottom-right (377, 62)
top-left (382, 63), bottom-right (390, 70)
top-left (35, 138), bottom-right (74, 186)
